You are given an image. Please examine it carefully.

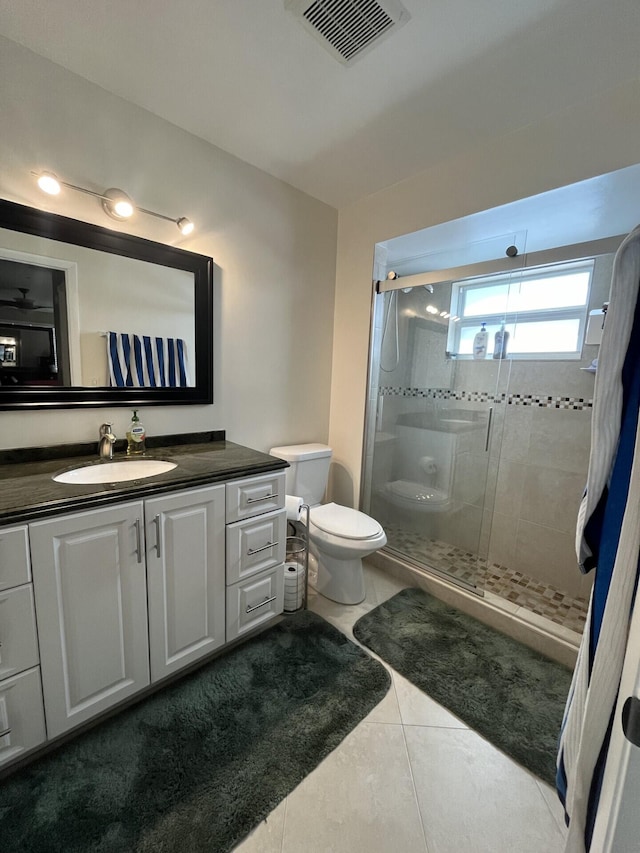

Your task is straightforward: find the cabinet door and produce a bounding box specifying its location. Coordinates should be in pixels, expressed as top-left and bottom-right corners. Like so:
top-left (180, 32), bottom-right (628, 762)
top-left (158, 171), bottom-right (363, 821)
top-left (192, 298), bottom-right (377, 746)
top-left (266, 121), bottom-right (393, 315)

top-left (145, 485), bottom-right (226, 682)
top-left (30, 502), bottom-right (149, 738)
top-left (0, 584), bottom-right (40, 681)
top-left (0, 667), bottom-right (47, 767)
top-left (0, 525), bottom-right (31, 591)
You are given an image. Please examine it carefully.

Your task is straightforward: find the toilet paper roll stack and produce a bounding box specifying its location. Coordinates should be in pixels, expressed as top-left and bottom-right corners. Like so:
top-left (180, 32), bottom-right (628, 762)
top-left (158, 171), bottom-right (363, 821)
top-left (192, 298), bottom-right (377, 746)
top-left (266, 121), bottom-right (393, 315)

top-left (283, 561), bottom-right (305, 611)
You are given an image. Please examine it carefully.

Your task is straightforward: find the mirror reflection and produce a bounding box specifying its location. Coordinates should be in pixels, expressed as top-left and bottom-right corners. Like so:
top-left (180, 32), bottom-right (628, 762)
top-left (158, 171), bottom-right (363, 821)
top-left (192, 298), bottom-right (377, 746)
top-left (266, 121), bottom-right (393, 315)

top-left (0, 233), bottom-right (194, 389)
top-left (0, 198), bottom-right (212, 409)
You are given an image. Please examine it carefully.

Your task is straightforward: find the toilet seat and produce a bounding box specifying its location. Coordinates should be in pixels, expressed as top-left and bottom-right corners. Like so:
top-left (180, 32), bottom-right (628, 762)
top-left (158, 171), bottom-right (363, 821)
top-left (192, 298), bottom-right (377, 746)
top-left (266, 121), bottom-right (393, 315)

top-left (309, 502), bottom-right (383, 540)
top-left (385, 479), bottom-right (450, 510)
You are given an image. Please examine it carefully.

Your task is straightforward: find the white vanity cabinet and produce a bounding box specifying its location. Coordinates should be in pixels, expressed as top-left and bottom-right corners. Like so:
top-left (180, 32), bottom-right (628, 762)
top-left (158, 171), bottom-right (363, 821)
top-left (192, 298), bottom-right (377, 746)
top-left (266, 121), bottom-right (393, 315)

top-left (2, 464), bottom-right (287, 765)
top-left (30, 502), bottom-right (150, 739)
top-left (0, 524), bottom-right (47, 767)
top-left (145, 484), bottom-right (226, 682)
top-left (225, 471), bottom-right (286, 641)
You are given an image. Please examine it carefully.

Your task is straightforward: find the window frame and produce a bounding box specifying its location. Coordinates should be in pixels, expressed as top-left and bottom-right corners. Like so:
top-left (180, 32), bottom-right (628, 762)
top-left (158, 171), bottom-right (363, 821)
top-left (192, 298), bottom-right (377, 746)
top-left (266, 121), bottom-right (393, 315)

top-left (447, 259), bottom-right (595, 361)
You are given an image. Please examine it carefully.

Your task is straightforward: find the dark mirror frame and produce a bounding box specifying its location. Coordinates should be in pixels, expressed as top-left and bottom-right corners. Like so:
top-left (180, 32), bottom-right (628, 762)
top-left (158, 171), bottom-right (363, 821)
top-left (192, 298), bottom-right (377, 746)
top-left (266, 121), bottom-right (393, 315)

top-left (0, 198), bottom-right (213, 410)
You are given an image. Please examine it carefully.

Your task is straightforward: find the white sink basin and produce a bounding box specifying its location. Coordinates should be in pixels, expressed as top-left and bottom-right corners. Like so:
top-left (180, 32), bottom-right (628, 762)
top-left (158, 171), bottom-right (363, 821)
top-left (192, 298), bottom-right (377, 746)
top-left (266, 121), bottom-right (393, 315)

top-left (53, 459), bottom-right (177, 485)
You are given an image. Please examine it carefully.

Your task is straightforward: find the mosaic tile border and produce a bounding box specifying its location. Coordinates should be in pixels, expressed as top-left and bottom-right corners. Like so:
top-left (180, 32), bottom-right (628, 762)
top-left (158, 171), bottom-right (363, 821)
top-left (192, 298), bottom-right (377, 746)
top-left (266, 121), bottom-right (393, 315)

top-left (379, 386), bottom-right (593, 410)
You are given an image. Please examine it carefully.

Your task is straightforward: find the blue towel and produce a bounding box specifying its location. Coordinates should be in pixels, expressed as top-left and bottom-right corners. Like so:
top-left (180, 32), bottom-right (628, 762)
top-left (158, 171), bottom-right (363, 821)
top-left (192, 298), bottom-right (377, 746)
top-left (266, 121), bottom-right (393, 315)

top-left (107, 332), bottom-right (189, 388)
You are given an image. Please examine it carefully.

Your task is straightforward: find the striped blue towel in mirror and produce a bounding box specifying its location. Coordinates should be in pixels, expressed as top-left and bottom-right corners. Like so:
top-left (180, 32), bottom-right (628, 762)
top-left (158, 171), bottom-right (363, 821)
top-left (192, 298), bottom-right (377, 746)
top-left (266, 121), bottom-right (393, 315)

top-left (107, 332), bottom-right (190, 387)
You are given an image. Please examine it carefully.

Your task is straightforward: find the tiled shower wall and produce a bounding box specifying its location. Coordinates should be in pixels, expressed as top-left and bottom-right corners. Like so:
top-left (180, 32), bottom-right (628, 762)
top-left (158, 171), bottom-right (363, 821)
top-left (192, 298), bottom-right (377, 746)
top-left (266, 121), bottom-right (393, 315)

top-left (369, 252), bottom-right (613, 602)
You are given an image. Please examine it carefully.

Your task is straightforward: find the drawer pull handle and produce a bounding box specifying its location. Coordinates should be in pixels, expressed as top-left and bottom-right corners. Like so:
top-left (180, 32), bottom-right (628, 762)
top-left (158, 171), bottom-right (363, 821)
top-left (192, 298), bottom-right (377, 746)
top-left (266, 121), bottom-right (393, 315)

top-left (246, 595), bottom-right (277, 614)
top-left (247, 540), bottom-right (278, 556)
top-left (246, 493), bottom-right (279, 504)
top-left (0, 728), bottom-right (11, 738)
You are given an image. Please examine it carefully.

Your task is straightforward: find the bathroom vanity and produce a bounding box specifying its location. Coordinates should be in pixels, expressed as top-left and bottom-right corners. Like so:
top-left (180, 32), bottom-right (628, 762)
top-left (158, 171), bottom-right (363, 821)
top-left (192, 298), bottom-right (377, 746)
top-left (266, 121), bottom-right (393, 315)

top-left (0, 434), bottom-right (288, 770)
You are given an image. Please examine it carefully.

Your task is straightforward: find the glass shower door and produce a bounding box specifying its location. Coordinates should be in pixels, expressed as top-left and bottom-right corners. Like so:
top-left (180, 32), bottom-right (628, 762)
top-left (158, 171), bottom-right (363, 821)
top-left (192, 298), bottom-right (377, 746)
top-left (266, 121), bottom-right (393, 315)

top-left (362, 284), bottom-right (506, 593)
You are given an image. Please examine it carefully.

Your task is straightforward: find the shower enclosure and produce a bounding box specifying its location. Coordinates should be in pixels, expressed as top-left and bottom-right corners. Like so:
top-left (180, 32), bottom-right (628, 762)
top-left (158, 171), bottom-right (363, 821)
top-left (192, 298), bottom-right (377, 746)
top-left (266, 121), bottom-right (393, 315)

top-left (361, 239), bottom-right (617, 631)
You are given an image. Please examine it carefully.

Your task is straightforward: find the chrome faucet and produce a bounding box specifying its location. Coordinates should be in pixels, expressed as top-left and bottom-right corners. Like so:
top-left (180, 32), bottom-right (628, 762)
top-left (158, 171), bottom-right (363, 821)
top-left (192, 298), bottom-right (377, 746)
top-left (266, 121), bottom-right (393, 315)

top-left (98, 423), bottom-right (116, 459)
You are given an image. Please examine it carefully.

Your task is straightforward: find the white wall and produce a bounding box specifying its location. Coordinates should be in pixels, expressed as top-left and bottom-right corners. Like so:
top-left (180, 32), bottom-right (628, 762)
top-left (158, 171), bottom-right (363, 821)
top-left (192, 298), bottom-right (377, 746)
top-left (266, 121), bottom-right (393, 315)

top-left (0, 36), bottom-right (338, 453)
top-left (329, 78), bottom-right (640, 507)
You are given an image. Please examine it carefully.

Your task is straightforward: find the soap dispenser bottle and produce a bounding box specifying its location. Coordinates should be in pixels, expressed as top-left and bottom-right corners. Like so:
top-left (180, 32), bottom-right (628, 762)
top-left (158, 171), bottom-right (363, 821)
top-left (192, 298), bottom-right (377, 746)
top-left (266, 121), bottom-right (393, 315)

top-left (493, 325), bottom-right (510, 359)
top-left (126, 410), bottom-right (146, 456)
top-left (473, 322), bottom-right (489, 360)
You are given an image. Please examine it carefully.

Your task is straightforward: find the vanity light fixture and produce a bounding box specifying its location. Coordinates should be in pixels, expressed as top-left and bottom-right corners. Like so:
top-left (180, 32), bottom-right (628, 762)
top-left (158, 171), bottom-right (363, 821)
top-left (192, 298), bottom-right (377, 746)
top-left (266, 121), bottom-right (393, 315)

top-left (31, 170), bottom-right (194, 235)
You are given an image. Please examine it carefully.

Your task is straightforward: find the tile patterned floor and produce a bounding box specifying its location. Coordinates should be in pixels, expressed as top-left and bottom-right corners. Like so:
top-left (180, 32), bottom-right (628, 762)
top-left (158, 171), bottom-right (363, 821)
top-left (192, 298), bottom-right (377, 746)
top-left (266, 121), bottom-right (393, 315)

top-left (233, 563), bottom-right (569, 853)
top-left (385, 524), bottom-right (588, 634)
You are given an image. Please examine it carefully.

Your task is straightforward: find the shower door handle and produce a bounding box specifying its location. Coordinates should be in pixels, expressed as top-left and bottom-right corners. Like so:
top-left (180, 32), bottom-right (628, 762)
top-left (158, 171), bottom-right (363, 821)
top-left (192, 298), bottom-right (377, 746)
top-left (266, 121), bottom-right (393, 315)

top-left (485, 407), bottom-right (494, 452)
top-left (376, 391), bottom-right (384, 432)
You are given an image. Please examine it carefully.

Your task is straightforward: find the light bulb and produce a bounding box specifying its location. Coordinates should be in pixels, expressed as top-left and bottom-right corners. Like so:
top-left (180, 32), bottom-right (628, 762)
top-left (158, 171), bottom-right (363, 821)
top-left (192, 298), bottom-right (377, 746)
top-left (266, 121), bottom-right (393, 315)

top-left (426, 305), bottom-right (438, 315)
top-left (102, 189), bottom-right (135, 221)
top-left (177, 217), bottom-right (194, 236)
top-left (37, 172), bottom-right (61, 195)
top-left (113, 198), bottom-right (134, 218)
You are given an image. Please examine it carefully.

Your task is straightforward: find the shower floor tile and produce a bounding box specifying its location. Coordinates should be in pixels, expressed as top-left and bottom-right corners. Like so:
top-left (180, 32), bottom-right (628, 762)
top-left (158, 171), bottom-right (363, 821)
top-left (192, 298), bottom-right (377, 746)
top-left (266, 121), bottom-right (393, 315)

top-left (384, 524), bottom-right (588, 634)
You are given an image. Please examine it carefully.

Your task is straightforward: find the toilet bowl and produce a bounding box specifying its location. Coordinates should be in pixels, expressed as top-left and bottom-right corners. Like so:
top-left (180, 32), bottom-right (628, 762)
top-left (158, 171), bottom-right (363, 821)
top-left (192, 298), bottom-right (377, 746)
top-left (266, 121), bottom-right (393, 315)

top-left (269, 443), bottom-right (387, 605)
top-left (308, 502), bottom-right (387, 604)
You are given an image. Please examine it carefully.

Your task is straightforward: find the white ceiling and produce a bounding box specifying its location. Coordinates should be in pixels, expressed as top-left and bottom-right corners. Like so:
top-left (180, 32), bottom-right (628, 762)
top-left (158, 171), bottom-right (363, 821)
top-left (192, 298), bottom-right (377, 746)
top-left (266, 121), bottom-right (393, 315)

top-left (0, 0), bottom-right (639, 209)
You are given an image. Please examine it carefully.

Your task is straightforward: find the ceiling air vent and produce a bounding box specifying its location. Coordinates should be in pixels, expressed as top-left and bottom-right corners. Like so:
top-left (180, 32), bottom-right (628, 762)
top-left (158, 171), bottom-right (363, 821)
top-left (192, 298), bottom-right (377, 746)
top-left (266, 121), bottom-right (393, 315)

top-left (285, 0), bottom-right (410, 65)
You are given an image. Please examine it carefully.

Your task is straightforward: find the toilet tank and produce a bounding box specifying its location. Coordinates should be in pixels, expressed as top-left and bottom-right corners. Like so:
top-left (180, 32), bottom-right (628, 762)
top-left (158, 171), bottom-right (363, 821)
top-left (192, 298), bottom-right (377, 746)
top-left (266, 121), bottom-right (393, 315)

top-left (269, 443), bottom-right (332, 507)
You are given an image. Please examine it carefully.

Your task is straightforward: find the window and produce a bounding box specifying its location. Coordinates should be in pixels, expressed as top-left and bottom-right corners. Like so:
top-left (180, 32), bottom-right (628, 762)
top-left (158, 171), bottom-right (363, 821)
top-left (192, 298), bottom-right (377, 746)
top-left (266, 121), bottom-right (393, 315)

top-left (447, 260), bottom-right (594, 360)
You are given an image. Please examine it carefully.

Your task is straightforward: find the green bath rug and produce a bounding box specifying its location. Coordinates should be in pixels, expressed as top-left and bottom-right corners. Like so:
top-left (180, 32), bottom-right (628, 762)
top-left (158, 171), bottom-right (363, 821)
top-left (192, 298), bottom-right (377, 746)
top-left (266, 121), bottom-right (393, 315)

top-left (0, 610), bottom-right (390, 853)
top-left (353, 587), bottom-right (572, 785)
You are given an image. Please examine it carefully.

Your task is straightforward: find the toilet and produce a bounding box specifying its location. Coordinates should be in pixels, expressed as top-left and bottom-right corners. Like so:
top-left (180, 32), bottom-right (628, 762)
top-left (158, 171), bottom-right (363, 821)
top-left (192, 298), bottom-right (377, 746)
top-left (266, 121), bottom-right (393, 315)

top-left (269, 443), bottom-right (387, 605)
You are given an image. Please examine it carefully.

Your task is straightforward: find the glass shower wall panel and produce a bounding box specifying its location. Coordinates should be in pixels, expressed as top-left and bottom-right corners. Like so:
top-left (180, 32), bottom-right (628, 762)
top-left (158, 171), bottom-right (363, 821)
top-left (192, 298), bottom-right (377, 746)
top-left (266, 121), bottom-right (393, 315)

top-left (363, 285), bottom-right (505, 593)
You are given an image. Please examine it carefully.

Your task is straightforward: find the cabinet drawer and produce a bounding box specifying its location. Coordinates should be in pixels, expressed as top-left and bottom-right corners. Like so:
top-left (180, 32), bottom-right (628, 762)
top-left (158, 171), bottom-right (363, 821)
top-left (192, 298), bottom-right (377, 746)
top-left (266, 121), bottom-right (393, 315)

top-left (0, 584), bottom-right (39, 680)
top-left (226, 565), bottom-right (284, 642)
top-left (0, 666), bottom-right (47, 768)
top-left (226, 471), bottom-right (286, 523)
top-left (226, 508), bottom-right (286, 585)
top-left (0, 525), bottom-right (31, 592)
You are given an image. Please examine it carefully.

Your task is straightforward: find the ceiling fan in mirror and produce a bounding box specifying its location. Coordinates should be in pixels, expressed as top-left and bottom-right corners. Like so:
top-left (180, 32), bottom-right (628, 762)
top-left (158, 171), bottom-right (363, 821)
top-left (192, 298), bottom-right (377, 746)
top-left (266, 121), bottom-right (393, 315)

top-left (0, 288), bottom-right (49, 310)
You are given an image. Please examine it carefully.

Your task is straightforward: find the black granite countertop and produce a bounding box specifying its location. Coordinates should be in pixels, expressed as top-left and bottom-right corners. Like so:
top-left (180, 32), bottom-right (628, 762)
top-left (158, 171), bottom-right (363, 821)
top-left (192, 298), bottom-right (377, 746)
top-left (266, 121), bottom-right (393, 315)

top-left (0, 431), bottom-right (288, 525)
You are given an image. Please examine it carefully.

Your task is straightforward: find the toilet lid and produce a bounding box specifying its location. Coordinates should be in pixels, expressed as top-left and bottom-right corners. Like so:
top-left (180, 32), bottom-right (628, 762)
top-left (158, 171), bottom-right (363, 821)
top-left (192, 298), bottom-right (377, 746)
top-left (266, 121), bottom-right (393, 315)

top-left (387, 480), bottom-right (449, 505)
top-left (310, 502), bottom-right (382, 540)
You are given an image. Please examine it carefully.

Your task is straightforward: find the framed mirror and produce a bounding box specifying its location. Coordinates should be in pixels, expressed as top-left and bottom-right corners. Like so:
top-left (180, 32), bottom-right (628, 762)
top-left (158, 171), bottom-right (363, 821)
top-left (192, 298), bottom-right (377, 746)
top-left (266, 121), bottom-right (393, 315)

top-left (0, 199), bottom-right (213, 409)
